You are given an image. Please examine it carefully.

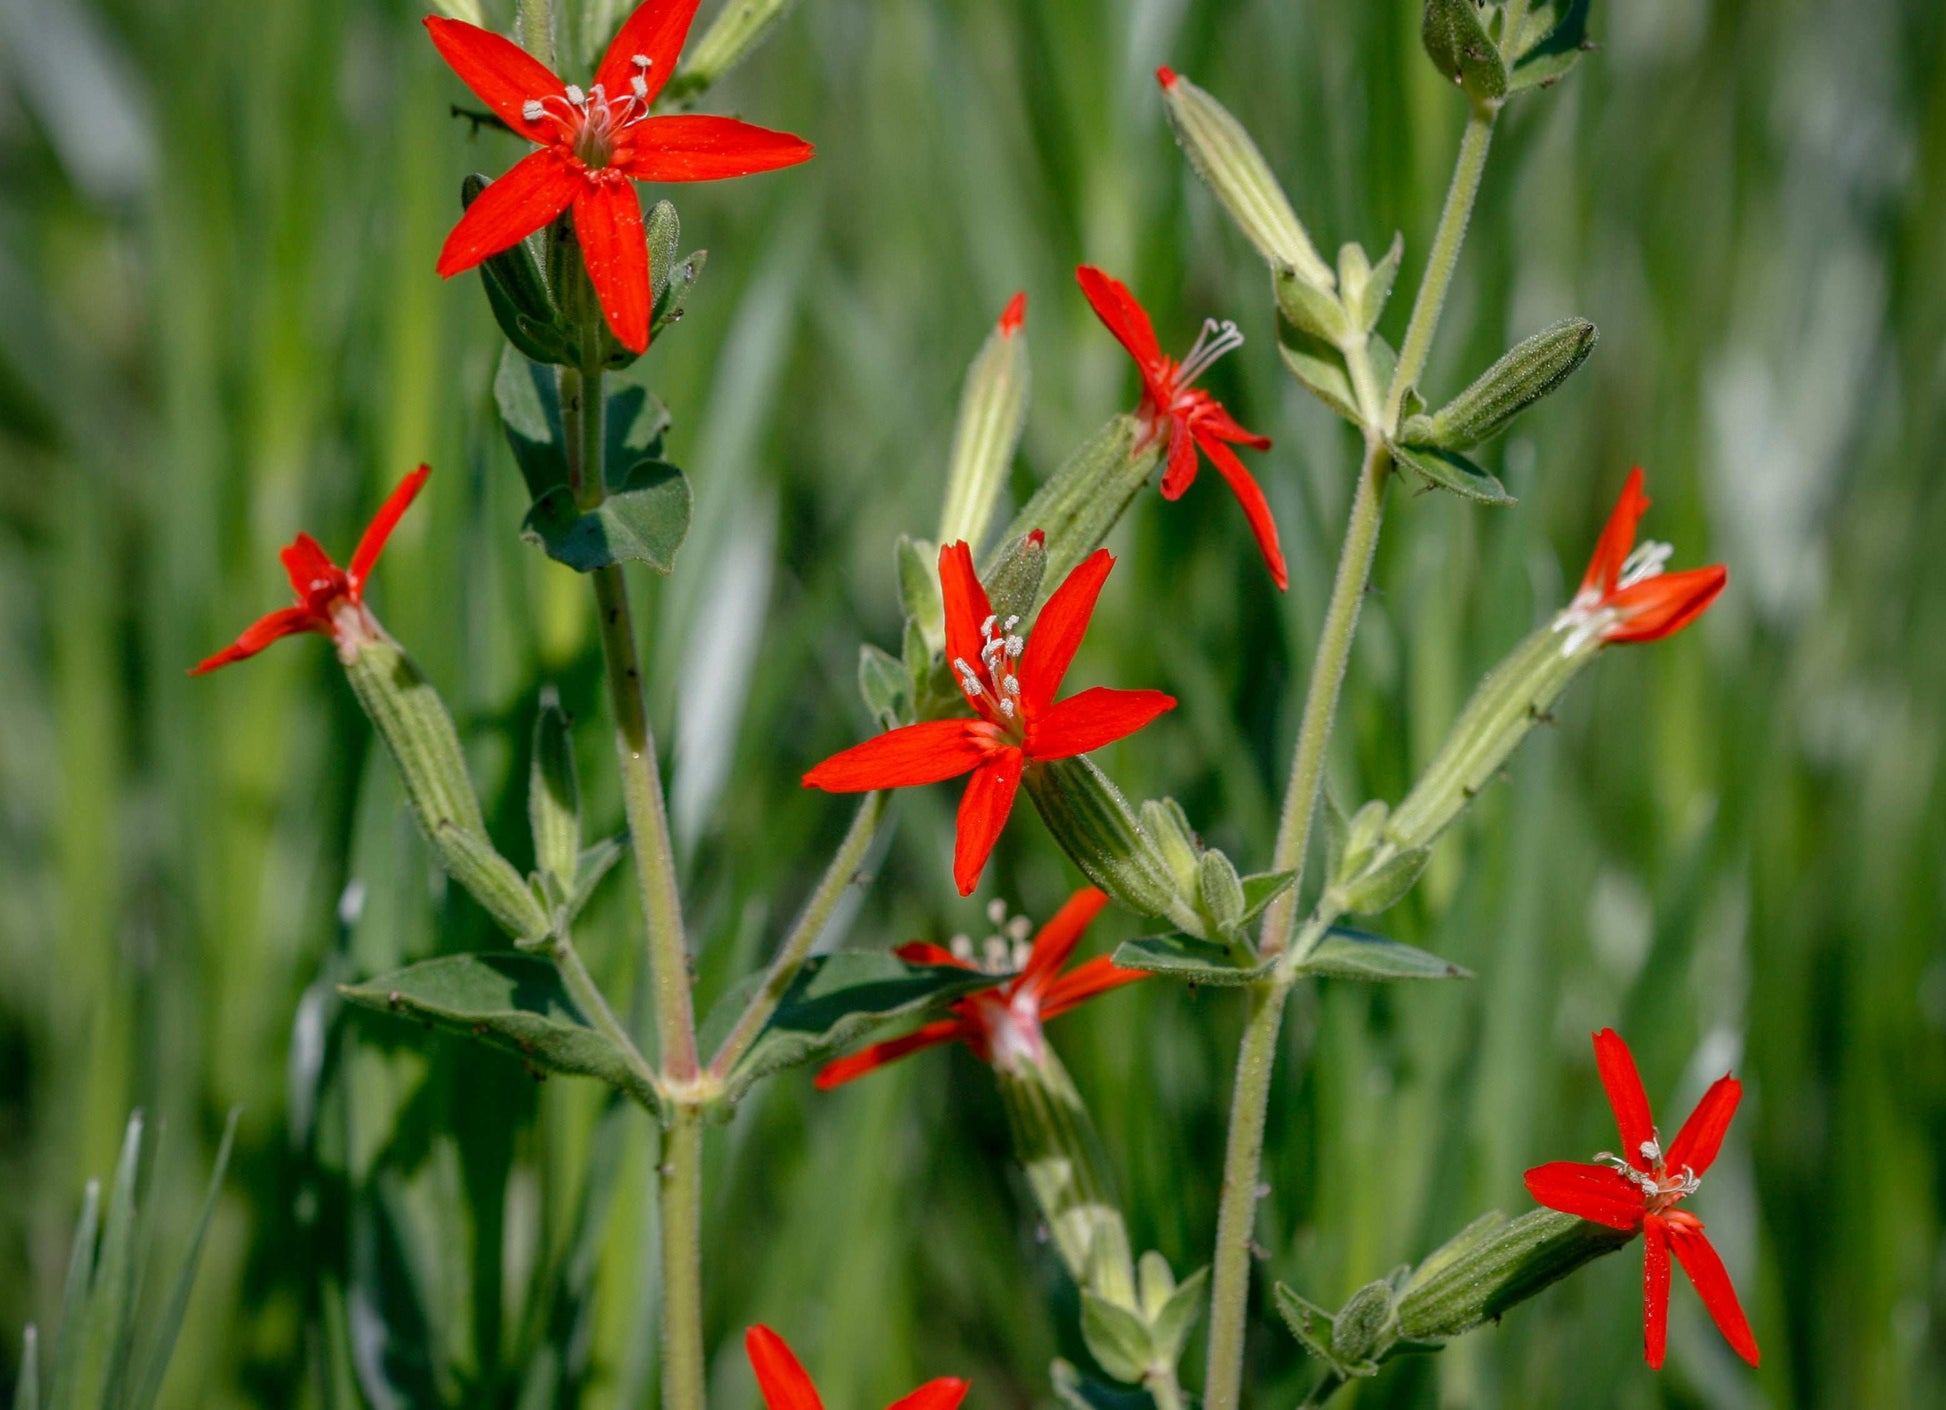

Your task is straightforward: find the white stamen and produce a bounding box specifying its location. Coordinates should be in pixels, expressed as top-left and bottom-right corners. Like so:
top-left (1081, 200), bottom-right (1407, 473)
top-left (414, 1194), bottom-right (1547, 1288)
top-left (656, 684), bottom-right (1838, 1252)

top-left (632, 75), bottom-right (649, 99)
top-left (1005, 916), bottom-right (1032, 943)
top-left (949, 934), bottom-right (975, 964)
top-left (1617, 540), bottom-right (1674, 590)
top-left (998, 698), bottom-right (1016, 718)
top-left (1011, 937), bottom-right (1033, 970)
top-left (983, 936), bottom-right (1010, 972)
top-left (1175, 317), bottom-right (1246, 387)
top-left (632, 53), bottom-right (652, 69)
top-left (1003, 615), bottom-right (1020, 631)
top-left (1638, 1136), bottom-right (1663, 1165)
top-left (1002, 676), bottom-right (1021, 696)
top-left (986, 898), bottom-right (1009, 926)
top-left (523, 99), bottom-right (545, 121)
top-left (565, 84), bottom-right (585, 105)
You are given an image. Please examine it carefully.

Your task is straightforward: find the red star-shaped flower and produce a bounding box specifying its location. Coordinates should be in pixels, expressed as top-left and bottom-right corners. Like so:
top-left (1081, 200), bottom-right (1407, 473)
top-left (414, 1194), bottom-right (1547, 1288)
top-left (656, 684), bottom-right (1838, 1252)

top-left (746, 1325), bottom-right (968, 1410)
top-left (816, 888), bottom-right (1142, 1086)
top-left (191, 466), bottom-right (429, 675)
top-left (427, 0), bottom-right (814, 352)
top-left (802, 542), bottom-right (1175, 895)
top-left (1076, 265), bottom-right (1284, 589)
top-left (1552, 467), bottom-right (1727, 654)
top-left (1525, 1028), bottom-right (1759, 1370)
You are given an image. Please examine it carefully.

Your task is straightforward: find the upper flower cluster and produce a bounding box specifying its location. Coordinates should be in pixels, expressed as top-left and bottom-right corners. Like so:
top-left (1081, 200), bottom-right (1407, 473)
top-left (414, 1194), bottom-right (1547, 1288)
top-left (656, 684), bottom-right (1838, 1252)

top-left (428, 0), bottom-right (813, 352)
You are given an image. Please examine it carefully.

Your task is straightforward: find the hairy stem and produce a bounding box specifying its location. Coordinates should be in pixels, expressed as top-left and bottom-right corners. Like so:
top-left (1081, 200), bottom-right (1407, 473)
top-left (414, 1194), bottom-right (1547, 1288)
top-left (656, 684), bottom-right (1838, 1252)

top-left (659, 1111), bottom-right (706, 1410)
top-left (1204, 107), bottom-right (1501, 1410)
top-left (548, 927), bottom-right (665, 1111)
top-left (708, 790), bottom-right (889, 1078)
top-left (1146, 1366), bottom-right (1187, 1410)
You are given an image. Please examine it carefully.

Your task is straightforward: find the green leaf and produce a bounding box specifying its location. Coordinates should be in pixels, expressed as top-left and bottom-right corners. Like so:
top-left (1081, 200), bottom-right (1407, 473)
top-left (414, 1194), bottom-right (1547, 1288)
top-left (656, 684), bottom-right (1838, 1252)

top-left (1278, 320), bottom-right (1361, 424)
top-left (858, 643), bottom-right (908, 725)
top-left (340, 954), bottom-right (660, 1112)
top-left (1332, 845), bottom-right (1432, 916)
top-left (569, 834), bottom-right (626, 919)
top-left (897, 534), bottom-right (945, 651)
top-left (1420, 0), bottom-right (1508, 101)
top-left (1147, 1264), bottom-right (1210, 1365)
top-left (1510, 0), bottom-right (1594, 92)
top-left (49, 1179), bottom-right (99, 1410)
top-left (1080, 1290), bottom-right (1155, 1384)
top-left (529, 695), bottom-right (581, 899)
top-left (1388, 440), bottom-right (1515, 505)
top-left (1297, 926), bottom-right (1471, 981)
top-left (127, 1108), bottom-right (240, 1410)
top-left (602, 382), bottom-right (672, 480)
top-left (70, 1112), bottom-right (143, 1410)
top-left (523, 458), bottom-right (694, 574)
top-left (705, 952), bottom-right (1004, 1103)
top-left (1274, 1284), bottom-right (1343, 1367)
top-left (1240, 869), bottom-right (1298, 923)
top-left (494, 347), bottom-right (570, 501)
top-left (1050, 1360), bottom-right (1155, 1410)
top-left (1113, 933), bottom-right (1271, 987)
top-left (1274, 265), bottom-right (1353, 345)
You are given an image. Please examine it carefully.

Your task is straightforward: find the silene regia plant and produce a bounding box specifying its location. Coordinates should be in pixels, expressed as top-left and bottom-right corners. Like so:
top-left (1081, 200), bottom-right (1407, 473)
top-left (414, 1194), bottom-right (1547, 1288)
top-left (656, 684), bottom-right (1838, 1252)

top-left (16, 0), bottom-right (1759, 1405)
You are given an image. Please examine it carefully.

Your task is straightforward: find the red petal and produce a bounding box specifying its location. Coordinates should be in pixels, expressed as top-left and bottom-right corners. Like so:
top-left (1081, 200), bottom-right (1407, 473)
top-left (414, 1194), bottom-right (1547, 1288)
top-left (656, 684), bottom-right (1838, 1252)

top-left (1159, 418), bottom-right (1198, 500)
top-left (1580, 466), bottom-right (1650, 600)
top-left (803, 720), bottom-right (993, 792)
top-left (1038, 955), bottom-right (1147, 1021)
top-left (1643, 1217), bottom-right (1671, 1369)
top-left (1075, 266), bottom-right (1167, 388)
top-left (1604, 565), bottom-right (1727, 645)
top-left (437, 149), bottom-right (578, 278)
top-left (938, 541), bottom-right (994, 684)
top-left (745, 1325), bottom-right (824, 1410)
top-left (1667, 1221), bottom-right (1759, 1366)
top-left (1593, 1028), bottom-right (1659, 1172)
top-left (574, 181), bottom-right (651, 353)
top-left (1017, 548), bottom-right (1113, 708)
top-left (887, 1381), bottom-right (971, 1410)
top-left (620, 115), bottom-right (816, 182)
top-left (998, 291), bottom-right (1026, 336)
top-left (279, 533), bottom-right (339, 599)
top-left (1026, 687), bottom-right (1175, 761)
top-left (1197, 431), bottom-right (1287, 591)
top-left (595, 0), bottom-right (704, 105)
top-left (349, 465), bottom-right (431, 590)
top-left (1020, 887), bottom-right (1110, 990)
top-left (952, 751), bottom-right (1022, 896)
top-left (1522, 1161), bottom-right (1648, 1231)
top-left (423, 17), bottom-right (557, 141)
top-left (813, 1019), bottom-right (969, 1089)
top-left (1666, 1074), bottom-right (1741, 1178)
top-left (895, 941), bottom-right (969, 969)
top-left (1193, 400), bottom-right (1272, 451)
top-left (188, 606), bottom-right (321, 675)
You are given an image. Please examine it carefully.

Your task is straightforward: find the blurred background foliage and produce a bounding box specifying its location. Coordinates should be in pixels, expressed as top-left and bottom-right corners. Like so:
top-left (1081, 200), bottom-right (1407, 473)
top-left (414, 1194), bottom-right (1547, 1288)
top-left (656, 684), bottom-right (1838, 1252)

top-left (2, 0), bottom-right (1943, 1405)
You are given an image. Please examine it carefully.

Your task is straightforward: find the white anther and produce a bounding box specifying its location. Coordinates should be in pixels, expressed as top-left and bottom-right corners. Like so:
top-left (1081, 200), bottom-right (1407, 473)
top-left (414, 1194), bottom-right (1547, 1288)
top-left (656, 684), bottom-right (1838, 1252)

top-left (523, 100), bottom-right (545, 121)
top-left (565, 84), bottom-right (585, 105)
top-left (981, 614), bottom-right (997, 637)
top-left (986, 899), bottom-right (1009, 926)
top-left (998, 698), bottom-right (1016, 718)
top-left (1003, 615), bottom-right (1020, 631)
top-left (1639, 1137), bottom-right (1663, 1165)
top-left (1004, 634), bottom-right (1024, 656)
top-left (949, 934), bottom-right (975, 964)
top-left (1002, 676), bottom-right (1021, 696)
top-left (1617, 540), bottom-right (1674, 590)
top-left (1011, 937), bottom-right (1033, 970)
top-left (632, 75), bottom-right (649, 99)
top-left (632, 53), bottom-right (652, 68)
top-left (983, 936), bottom-right (1011, 972)
top-left (1005, 916), bottom-right (1032, 942)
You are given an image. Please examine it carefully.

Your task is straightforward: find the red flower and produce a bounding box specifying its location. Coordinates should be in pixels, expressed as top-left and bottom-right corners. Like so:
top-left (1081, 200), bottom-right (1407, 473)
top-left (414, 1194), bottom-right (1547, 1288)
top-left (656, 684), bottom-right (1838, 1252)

top-left (746, 1324), bottom-right (968, 1410)
top-left (191, 466), bottom-right (429, 675)
top-left (1075, 265), bottom-right (1284, 590)
top-left (802, 542), bottom-right (1175, 895)
top-left (427, 0), bottom-right (814, 353)
top-left (1553, 467), bottom-right (1727, 654)
top-left (1525, 1028), bottom-right (1758, 1370)
top-left (816, 888), bottom-right (1142, 1086)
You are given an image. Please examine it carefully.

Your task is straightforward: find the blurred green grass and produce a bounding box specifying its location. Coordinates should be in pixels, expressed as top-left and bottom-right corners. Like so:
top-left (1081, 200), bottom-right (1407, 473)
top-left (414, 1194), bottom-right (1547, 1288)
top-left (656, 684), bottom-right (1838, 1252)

top-left (2, 0), bottom-right (1944, 1405)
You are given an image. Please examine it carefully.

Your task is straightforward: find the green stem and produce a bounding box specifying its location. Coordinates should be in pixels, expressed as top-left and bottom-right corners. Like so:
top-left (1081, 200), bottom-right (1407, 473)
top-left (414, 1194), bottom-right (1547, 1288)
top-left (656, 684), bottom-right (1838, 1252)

top-left (547, 927), bottom-right (666, 1111)
top-left (1384, 107), bottom-right (1497, 428)
top-left (659, 1111), bottom-right (706, 1410)
top-left (1501, 0), bottom-right (1533, 55)
top-left (1145, 1366), bottom-right (1187, 1410)
top-left (1204, 108), bottom-right (1502, 1410)
top-left (1257, 434), bottom-right (1389, 960)
top-left (707, 791), bottom-right (889, 1079)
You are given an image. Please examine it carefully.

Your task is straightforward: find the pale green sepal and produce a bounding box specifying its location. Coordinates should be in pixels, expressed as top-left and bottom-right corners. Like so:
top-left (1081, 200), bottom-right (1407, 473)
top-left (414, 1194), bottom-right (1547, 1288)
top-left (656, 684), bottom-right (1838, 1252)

top-left (1239, 869), bottom-right (1298, 923)
top-left (569, 835), bottom-right (626, 919)
top-left (983, 530), bottom-right (1048, 628)
top-left (1113, 934), bottom-right (1271, 986)
top-left (1274, 266), bottom-right (1354, 346)
top-left (1081, 1293), bottom-right (1154, 1385)
top-left (937, 304), bottom-right (1031, 550)
top-left (434, 822), bottom-right (553, 943)
top-left (529, 693), bottom-right (581, 898)
top-left (858, 644), bottom-right (909, 726)
top-left (339, 954), bottom-right (661, 1113)
top-left (1388, 439), bottom-right (1515, 505)
top-left (1394, 1209), bottom-right (1632, 1342)
top-left (1145, 1263), bottom-right (1210, 1368)
top-left (1196, 849), bottom-right (1246, 936)
top-left (1332, 1281), bottom-right (1396, 1365)
top-left (1297, 926), bottom-right (1470, 981)
top-left (1275, 1284), bottom-right (1377, 1379)
top-left (1138, 798), bottom-right (1202, 895)
top-left (1159, 70), bottom-right (1334, 287)
top-left (897, 535), bottom-right (946, 652)
top-left (1417, 318), bottom-right (1598, 449)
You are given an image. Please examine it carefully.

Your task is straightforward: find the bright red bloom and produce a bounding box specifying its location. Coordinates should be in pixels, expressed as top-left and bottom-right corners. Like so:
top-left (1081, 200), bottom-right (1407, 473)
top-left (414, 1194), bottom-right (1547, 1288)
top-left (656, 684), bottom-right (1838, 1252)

top-left (191, 466), bottom-right (429, 675)
top-left (1525, 1028), bottom-right (1758, 1370)
top-left (1553, 467), bottom-right (1727, 653)
top-left (427, 0), bottom-right (814, 352)
top-left (816, 888), bottom-right (1142, 1086)
top-left (1075, 265), bottom-right (1284, 590)
top-left (802, 543), bottom-right (1175, 895)
top-left (746, 1325), bottom-right (968, 1410)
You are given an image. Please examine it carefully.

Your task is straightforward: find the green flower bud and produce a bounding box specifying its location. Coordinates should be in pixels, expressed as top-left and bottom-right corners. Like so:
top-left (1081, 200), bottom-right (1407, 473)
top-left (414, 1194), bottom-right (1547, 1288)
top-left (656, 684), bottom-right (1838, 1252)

top-left (1158, 68), bottom-right (1334, 289)
top-left (1405, 318), bottom-right (1598, 450)
top-left (666, 0), bottom-right (804, 101)
top-left (938, 293), bottom-right (1031, 551)
top-left (1394, 1209), bottom-right (1632, 1342)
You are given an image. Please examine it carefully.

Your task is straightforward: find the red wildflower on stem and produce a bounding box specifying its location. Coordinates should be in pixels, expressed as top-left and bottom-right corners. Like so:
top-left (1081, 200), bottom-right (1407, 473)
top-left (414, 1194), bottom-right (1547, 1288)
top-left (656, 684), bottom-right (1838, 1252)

top-left (746, 1325), bottom-right (968, 1410)
top-left (817, 888), bottom-right (1141, 1086)
top-left (1525, 1028), bottom-right (1759, 1370)
top-left (1075, 265), bottom-right (1285, 589)
top-left (191, 466), bottom-right (429, 675)
top-left (427, 0), bottom-right (814, 352)
top-left (802, 542), bottom-right (1175, 895)
top-left (1552, 467), bottom-right (1727, 654)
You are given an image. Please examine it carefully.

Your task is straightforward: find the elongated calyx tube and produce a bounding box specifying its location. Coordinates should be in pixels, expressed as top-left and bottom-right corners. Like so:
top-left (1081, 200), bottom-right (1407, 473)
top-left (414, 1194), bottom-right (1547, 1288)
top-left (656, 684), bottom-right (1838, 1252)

top-left (990, 416), bottom-right (1158, 595)
top-left (1024, 757), bottom-right (1199, 932)
top-left (938, 294), bottom-right (1031, 550)
top-left (1158, 67), bottom-right (1335, 290)
top-left (344, 636), bottom-right (550, 941)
